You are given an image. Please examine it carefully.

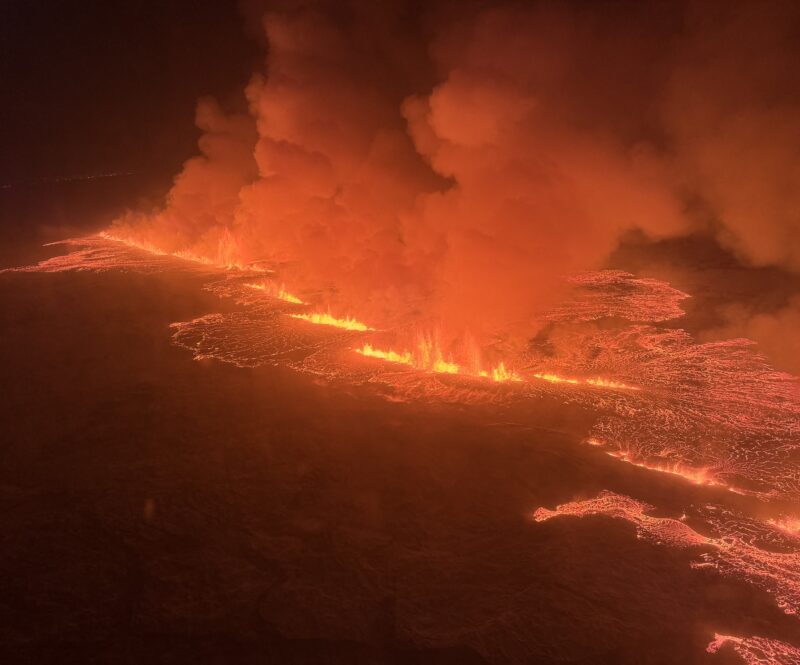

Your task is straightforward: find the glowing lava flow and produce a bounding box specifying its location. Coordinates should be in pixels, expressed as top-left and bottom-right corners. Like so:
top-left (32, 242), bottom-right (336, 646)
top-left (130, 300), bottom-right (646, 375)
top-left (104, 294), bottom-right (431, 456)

top-left (534, 373), bottom-right (579, 385)
top-left (12, 236), bottom-right (800, 501)
top-left (585, 378), bottom-right (639, 390)
top-left (584, 438), bottom-right (753, 494)
top-left (533, 373), bottom-right (638, 390)
top-left (354, 343), bottom-right (523, 382)
top-left (603, 448), bottom-right (719, 487)
top-left (277, 291), bottom-right (304, 305)
top-left (356, 342), bottom-right (639, 386)
top-left (534, 491), bottom-right (800, 619)
top-left (706, 634), bottom-right (800, 664)
top-left (415, 334), bottom-right (461, 375)
top-left (356, 343), bottom-right (413, 366)
top-left (480, 362), bottom-right (523, 383)
top-left (97, 231), bottom-right (171, 257)
top-left (356, 336), bottom-right (463, 375)
top-left (576, 327), bottom-right (800, 501)
top-left (534, 491), bottom-right (711, 547)
top-left (545, 270), bottom-right (690, 323)
top-left (289, 312), bottom-right (374, 331)
top-left (244, 282), bottom-right (305, 304)
top-left (97, 231), bottom-right (268, 272)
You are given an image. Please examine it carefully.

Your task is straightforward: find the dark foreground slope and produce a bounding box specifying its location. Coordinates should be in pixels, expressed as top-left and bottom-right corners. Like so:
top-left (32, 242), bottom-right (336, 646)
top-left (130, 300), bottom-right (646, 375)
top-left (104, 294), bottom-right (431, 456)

top-left (0, 259), bottom-right (794, 664)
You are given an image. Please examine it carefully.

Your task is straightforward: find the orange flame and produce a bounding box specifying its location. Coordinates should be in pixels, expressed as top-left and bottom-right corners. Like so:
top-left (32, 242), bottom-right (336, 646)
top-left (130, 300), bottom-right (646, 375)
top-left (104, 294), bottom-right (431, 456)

top-left (99, 231), bottom-right (168, 256)
top-left (244, 282), bottom-right (305, 304)
top-left (278, 290), bottom-right (305, 305)
top-left (100, 231), bottom-right (638, 391)
top-left (586, 377), bottom-right (639, 390)
top-left (534, 373), bottom-right (579, 385)
top-left (415, 334), bottom-right (461, 374)
top-left (98, 231), bottom-right (267, 272)
top-left (290, 312), bottom-right (374, 331)
top-left (433, 359), bottom-right (461, 374)
top-left (479, 362), bottom-right (523, 382)
top-left (534, 372), bottom-right (639, 390)
top-left (355, 341), bottom-right (460, 373)
top-left (354, 342), bottom-right (522, 383)
top-left (172, 249), bottom-right (219, 266)
top-left (356, 343), bottom-right (413, 365)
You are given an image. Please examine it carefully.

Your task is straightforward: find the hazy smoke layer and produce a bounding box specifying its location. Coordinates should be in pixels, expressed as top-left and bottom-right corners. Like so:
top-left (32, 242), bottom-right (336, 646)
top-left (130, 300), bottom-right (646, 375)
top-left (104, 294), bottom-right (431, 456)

top-left (700, 296), bottom-right (800, 375)
top-left (110, 0), bottom-right (800, 346)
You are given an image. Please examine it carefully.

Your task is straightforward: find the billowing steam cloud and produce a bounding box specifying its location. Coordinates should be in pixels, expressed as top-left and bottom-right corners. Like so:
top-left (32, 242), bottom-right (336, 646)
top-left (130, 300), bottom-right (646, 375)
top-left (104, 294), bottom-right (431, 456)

top-left (110, 0), bottom-right (800, 351)
top-left (664, 1), bottom-right (800, 270)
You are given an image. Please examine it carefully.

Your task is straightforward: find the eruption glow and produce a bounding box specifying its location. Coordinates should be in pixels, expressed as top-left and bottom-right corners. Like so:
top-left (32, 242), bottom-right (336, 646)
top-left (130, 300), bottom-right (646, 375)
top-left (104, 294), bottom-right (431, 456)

top-left (13, 236), bottom-right (798, 504)
top-left (533, 373), bottom-right (638, 391)
top-left (98, 231), bottom-right (267, 273)
top-left (480, 362), bottom-right (523, 383)
top-left (356, 343), bottom-right (413, 366)
top-left (585, 378), bottom-right (639, 390)
top-left (533, 373), bottom-right (579, 385)
top-left (244, 281), bottom-right (305, 304)
top-left (603, 450), bottom-right (717, 488)
top-left (289, 312), bottom-right (374, 332)
top-left (355, 343), bottom-right (522, 382)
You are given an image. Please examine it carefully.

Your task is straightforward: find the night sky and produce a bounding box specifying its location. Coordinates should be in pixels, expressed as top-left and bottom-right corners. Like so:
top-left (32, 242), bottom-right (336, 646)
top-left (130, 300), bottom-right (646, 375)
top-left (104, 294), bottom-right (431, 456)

top-left (1, 0), bottom-right (258, 185)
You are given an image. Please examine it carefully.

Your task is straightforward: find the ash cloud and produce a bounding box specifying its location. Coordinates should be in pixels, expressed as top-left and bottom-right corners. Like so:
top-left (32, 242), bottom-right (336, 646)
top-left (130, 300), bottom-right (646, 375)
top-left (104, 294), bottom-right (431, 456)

top-left (109, 0), bottom-right (800, 349)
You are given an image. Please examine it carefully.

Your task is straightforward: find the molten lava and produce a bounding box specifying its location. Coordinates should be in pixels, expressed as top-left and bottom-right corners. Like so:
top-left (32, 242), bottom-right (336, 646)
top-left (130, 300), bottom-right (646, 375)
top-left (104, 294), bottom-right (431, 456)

top-left (533, 373), bottom-right (638, 390)
top-left (479, 362), bottom-right (523, 383)
top-left (533, 373), bottom-right (579, 385)
top-left (585, 377), bottom-right (639, 390)
top-left (706, 634), bottom-right (800, 665)
top-left (414, 334), bottom-right (461, 375)
top-left (244, 281), bottom-right (305, 304)
top-left (354, 342), bottom-right (522, 382)
top-left (535, 491), bottom-right (800, 620)
top-left (356, 343), bottom-right (413, 366)
top-left (289, 312), bottom-right (374, 331)
top-left (604, 449), bottom-right (717, 487)
top-left (98, 231), bottom-right (267, 272)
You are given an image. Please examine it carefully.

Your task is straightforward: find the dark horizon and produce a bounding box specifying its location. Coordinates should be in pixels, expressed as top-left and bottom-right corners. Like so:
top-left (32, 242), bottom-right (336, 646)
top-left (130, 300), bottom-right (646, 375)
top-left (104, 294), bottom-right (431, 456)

top-left (1, 0), bottom-right (258, 185)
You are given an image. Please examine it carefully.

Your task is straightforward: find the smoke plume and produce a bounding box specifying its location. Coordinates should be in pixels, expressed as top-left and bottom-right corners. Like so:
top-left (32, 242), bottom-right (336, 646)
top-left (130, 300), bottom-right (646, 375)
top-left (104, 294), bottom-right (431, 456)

top-left (109, 0), bottom-right (800, 350)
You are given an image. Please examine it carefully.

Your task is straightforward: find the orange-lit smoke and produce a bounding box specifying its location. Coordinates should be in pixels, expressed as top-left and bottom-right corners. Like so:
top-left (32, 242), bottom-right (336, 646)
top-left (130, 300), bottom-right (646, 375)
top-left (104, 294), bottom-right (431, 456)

top-left (700, 296), bottom-right (800, 376)
top-left (106, 1), bottom-right (800, 351)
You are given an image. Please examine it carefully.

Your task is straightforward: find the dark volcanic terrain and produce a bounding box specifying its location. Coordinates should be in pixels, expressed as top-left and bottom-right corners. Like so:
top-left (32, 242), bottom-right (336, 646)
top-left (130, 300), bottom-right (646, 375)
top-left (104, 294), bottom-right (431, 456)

top-left (1, 242), bottom-right (797, 664)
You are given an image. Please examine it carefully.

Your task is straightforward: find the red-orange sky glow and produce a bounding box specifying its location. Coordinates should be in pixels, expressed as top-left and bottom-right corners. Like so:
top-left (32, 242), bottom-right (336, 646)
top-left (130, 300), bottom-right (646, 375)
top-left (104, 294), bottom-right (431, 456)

top-left (106, 0), bottom-right (800, 370)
